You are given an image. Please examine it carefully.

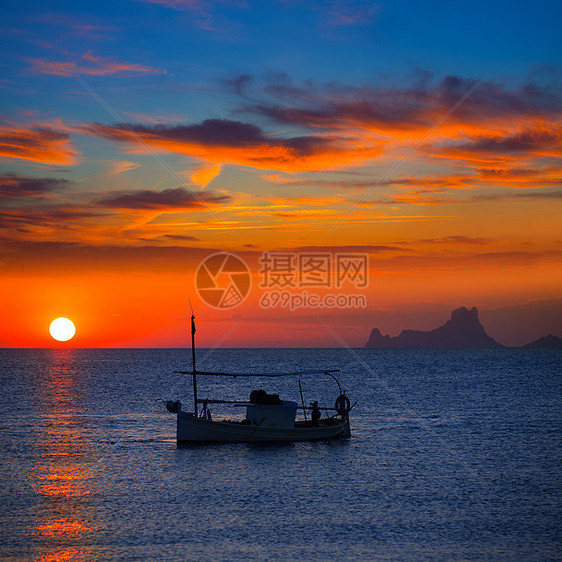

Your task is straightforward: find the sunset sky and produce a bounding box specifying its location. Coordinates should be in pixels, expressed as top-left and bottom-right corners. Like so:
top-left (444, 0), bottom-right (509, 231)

top-left (1, 0), bottom-right (561, 348)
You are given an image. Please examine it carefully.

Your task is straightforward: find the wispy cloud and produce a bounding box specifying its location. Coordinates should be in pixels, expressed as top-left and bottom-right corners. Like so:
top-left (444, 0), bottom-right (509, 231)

top-left (0, 124), bottom-right (78, 165)
top-left (35, 13), bottom-right (115, 39)
top-left (425, 123), bottom-right (562, 164)
top-left (0, 206), bottom-right (106, 234)
top-left (28, 51), bottom-right (164, 76)
top-left (322, 0), bottom-right (381, 27)
top-left (415, 235), bottom-right (491, 245)
top-left (0, 173), bottom-right (70, 199)
top-left (96, 186), bottom-right (231, 210)
top-left (139, 0), bottom-right (208, 9)
top-left (137, 0), bottom-right (246, 32)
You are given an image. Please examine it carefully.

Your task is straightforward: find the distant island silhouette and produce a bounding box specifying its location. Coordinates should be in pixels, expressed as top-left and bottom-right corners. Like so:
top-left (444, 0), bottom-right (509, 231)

top-left (365, 306), bottom-right (562, 349)
top-left (521, 334), bottom-right (562, 349)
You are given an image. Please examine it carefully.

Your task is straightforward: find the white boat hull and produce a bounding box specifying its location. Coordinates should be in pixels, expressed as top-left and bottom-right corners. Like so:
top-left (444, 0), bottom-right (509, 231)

top-left (177, 410), bottom-right (351, 443)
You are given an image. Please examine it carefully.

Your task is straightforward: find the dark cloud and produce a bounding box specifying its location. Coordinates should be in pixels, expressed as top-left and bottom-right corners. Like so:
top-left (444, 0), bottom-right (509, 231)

top-left (0, 173), bottom-right (70, 199)
top-left (510, 189), bottom-right (562, 198)
top-left (0, 207), bottom-right (105, 232)
top-left (162, 234), bottom-right (200, 241)
top-left (96, 186), bottom-right (231, 210)
top-left (416, 235), bottom-right (491, 245)
top-left (472, 189), bottom-right (562, 201)
top-left (134, 119), bottom-right (265, 146)
top-left (84, 117), bottom-right (379, 172)
top-left (87, 118), bottom-right (330, 155)
top-left (139, 234), bottom-right (200, 243)
top-left (290, 244), bottom-right (406, 253)
top-left (359, 188), bottom-right (562, 207)
top-left (433, 124), bottom-right (562, 155)
top-left (232, 73), bottom-right (562, 132)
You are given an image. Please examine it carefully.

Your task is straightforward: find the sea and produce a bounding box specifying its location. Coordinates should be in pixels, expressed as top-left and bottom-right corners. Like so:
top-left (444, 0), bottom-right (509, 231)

top-left (0, 348), bottom-right (560, 561)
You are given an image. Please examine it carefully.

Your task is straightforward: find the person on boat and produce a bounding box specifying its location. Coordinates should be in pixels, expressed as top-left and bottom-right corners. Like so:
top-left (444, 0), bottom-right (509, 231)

top-left (311, 401), bottom-right (321, 427)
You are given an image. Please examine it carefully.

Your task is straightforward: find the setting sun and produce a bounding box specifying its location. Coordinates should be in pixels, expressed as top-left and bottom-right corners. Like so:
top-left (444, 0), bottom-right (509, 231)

top-left (49, 318), bottom-right (76, 342)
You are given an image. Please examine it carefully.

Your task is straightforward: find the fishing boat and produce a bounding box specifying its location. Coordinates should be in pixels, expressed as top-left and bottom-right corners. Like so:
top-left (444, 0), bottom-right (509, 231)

top-left (164, 315), bottom-right (354, 444)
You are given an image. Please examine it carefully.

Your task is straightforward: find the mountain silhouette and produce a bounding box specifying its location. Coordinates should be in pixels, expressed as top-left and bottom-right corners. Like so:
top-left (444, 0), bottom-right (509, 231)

top-left (521, 334), bottom-right (562, 349)
top-left (365, 306), bottom-right (503, 348)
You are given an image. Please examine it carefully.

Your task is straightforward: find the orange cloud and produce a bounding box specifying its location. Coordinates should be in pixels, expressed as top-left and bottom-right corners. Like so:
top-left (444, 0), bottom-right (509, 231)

top-left (476, 167), bottom-right (562, 188)
top-left (0, 124), bottom-right (78, 165)
top-left (190, 163), bottom-right (222, 187)
top-left (260, 173), bottom-right (297, 183)
top-left (28, 51), bottom-right (164, 76)
top-left (84, 119), bottom-right (383, 172)
top-left (425, 123), bottom-right (562, 166)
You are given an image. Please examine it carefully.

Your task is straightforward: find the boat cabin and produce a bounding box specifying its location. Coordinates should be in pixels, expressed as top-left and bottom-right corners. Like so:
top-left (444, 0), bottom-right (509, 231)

top-left (246, 401), bottom-right (298, 429)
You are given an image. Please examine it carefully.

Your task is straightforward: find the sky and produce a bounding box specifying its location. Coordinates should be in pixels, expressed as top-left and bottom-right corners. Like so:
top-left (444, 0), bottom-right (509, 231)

top-left (1, 0), bottom-right (561, 348)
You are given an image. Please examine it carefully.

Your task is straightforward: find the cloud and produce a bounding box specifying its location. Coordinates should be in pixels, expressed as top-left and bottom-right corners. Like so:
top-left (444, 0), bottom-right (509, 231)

top-left (140, 233), bottom-right (201, 243)
top-left (190, 162), bottom-right (222, 187)
top-left (226, 72), bottom-right (562, 192)
top-left (475, 189), bottom-right (562, 201)
top-left (0, 124), bottom-right (78, 165)
top-left (84, 118), bottom-right (383, 172)
top-left (380, 174), bottom-right (475, 191)
top-left (0, 206), bottom-right (105, 233)
top-left (0, 173), bottom-right (70, 199)
top-left (139, 0), bottom-right (209, 10)
top-left (35, 14), bottom-right (115, 39)
top-left (137, 0), bottom-right (246, 32)
top-left (322, 1), bottom-right (381, 27)
top-left (354, 166), bottom-right (562, 207)
top-left (28, 51), bottom-right (164, 76)
top-left (415, 235), bottom-right (491, 245)
top-left (289, 244), bottom-right (405, 253)
top-left (161, 234), bottom-right (200, 241)
top-left (475, 167), bottom-right (562, 188)
top-left (260, 173), bottom-right (297, 184)
top-left (96, 186), bottom-right (231, 210)
top-left (426, 123), bottom-right (562, 164)
top-left (235, 73), bottom-right (562, 139)
top-left (358, 185), bottom-right (562, 207)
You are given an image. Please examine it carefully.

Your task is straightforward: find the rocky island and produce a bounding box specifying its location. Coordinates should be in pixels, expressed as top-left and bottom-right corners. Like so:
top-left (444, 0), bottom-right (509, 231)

top-left (521, 335), bottom-right (562, 349)
top-left (365, 306), bottom-right (503, 348)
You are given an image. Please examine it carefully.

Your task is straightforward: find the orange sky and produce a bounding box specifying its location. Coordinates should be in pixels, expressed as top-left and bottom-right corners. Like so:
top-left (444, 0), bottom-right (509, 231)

top-left (1, 3), bottom-right (561, 348)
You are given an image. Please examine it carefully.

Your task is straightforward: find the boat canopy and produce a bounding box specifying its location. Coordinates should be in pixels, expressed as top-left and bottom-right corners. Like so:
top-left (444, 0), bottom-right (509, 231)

top-left (174, 369), bottom-right (344, 395)
top-left (175, 369), bottom-right (340, 377)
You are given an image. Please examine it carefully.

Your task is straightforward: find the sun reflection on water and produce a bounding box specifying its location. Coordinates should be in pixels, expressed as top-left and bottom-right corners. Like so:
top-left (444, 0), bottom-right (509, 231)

top-left (31, 350), bottom-right (98, 561)
top-left (38, 548), bottom-right (89, 562)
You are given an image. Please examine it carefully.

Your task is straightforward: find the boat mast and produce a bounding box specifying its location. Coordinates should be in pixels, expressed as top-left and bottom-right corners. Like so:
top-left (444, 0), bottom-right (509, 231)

top-left (191, 313), bottom-right (198, 416)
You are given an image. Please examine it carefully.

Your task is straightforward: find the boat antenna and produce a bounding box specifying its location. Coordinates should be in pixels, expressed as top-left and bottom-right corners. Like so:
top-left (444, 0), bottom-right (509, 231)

top-left (298, 379), bottom-right (308, 423)
top-left (189, 299), bottom-right (198, 416)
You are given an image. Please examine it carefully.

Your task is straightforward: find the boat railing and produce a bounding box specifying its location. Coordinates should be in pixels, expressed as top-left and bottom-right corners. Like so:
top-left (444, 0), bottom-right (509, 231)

top-left (195, 398), bottom-right (340, 412)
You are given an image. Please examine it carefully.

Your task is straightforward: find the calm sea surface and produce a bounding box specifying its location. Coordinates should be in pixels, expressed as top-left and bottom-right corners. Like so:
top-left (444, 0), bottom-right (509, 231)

top-left (0, 348), bottom-right (560, 561)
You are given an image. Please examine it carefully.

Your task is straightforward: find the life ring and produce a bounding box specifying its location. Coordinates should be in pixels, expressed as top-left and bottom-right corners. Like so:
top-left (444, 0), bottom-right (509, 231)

top-left (335, 394), bottom-right (351, 416)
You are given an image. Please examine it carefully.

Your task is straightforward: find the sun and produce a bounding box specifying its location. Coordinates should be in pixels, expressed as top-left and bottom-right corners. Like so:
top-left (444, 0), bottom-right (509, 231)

top-left (49, 318), bottom-right (76, 342)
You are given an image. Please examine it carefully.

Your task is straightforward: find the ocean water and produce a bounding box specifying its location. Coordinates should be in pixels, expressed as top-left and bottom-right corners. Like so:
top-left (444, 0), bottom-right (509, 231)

top-left (0, 348), bottom-right (560, 561)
